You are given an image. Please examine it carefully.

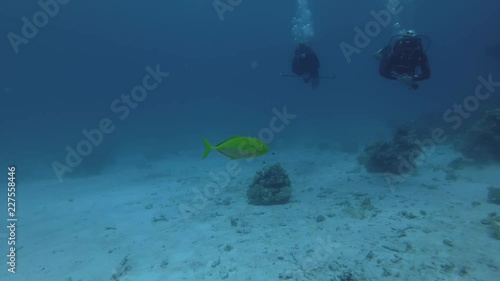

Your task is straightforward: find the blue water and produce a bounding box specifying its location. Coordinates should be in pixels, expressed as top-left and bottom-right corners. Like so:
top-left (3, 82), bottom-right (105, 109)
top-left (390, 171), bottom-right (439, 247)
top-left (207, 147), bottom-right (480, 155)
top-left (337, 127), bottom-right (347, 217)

top-left (1, 0), bottom-right (500, 175)
top-left (1, 1), bottom-right (499, 280)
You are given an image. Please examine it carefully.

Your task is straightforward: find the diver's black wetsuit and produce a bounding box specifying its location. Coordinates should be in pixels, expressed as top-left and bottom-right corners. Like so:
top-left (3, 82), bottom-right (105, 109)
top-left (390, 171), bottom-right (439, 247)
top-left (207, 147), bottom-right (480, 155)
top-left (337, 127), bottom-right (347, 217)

top-left (379, 36), bottom-right (430, 88)
top-left (292, 44), bottom-right (320, 88)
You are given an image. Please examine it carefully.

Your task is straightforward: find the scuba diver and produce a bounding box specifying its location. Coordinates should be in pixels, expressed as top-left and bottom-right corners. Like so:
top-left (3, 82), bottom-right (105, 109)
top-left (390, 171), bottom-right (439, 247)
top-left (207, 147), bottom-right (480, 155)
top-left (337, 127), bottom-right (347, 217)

top-left (291, 43), bottom-right (320, 89)
top-left (374, 30), bottom-right (430, 90)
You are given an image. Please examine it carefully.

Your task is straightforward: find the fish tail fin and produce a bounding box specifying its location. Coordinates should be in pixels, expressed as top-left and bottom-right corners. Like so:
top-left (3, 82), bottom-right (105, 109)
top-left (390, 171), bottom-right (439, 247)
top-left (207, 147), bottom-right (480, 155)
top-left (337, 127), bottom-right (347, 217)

top-left (202, 137), bottom-right (213, 159)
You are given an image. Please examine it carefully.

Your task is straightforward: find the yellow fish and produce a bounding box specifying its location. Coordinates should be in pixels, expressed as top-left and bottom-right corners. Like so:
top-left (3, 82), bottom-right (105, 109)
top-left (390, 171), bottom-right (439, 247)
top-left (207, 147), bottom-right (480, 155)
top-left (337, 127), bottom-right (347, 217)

top-left (202, 136), bottom-right (269, 160)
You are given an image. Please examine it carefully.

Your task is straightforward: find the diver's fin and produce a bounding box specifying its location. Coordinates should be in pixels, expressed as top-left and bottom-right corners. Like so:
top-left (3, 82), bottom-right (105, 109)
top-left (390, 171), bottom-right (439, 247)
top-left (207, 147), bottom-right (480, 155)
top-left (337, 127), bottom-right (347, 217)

top-left (280, 73), bottom-right (336, 80)
top-left (371, 48), bottom-right (384, 59)
top-left (371, 46), bottom-right (390, 60)
top-left (202, 137), bottom-right (213, 159)
top-left (371, 47), bottom-right (383, 56)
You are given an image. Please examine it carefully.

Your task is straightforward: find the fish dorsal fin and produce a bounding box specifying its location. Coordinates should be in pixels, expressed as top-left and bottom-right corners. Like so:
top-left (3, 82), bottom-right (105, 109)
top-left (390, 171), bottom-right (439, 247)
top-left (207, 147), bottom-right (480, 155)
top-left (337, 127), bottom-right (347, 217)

top-left (216, 136), bottom-right (242, 147)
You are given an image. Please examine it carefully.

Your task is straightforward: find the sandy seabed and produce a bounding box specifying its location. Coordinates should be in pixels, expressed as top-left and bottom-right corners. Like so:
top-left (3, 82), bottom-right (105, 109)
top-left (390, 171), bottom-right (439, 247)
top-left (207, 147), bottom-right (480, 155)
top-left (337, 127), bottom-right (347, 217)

top-left (1, 145), bottom-right (499, 281)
